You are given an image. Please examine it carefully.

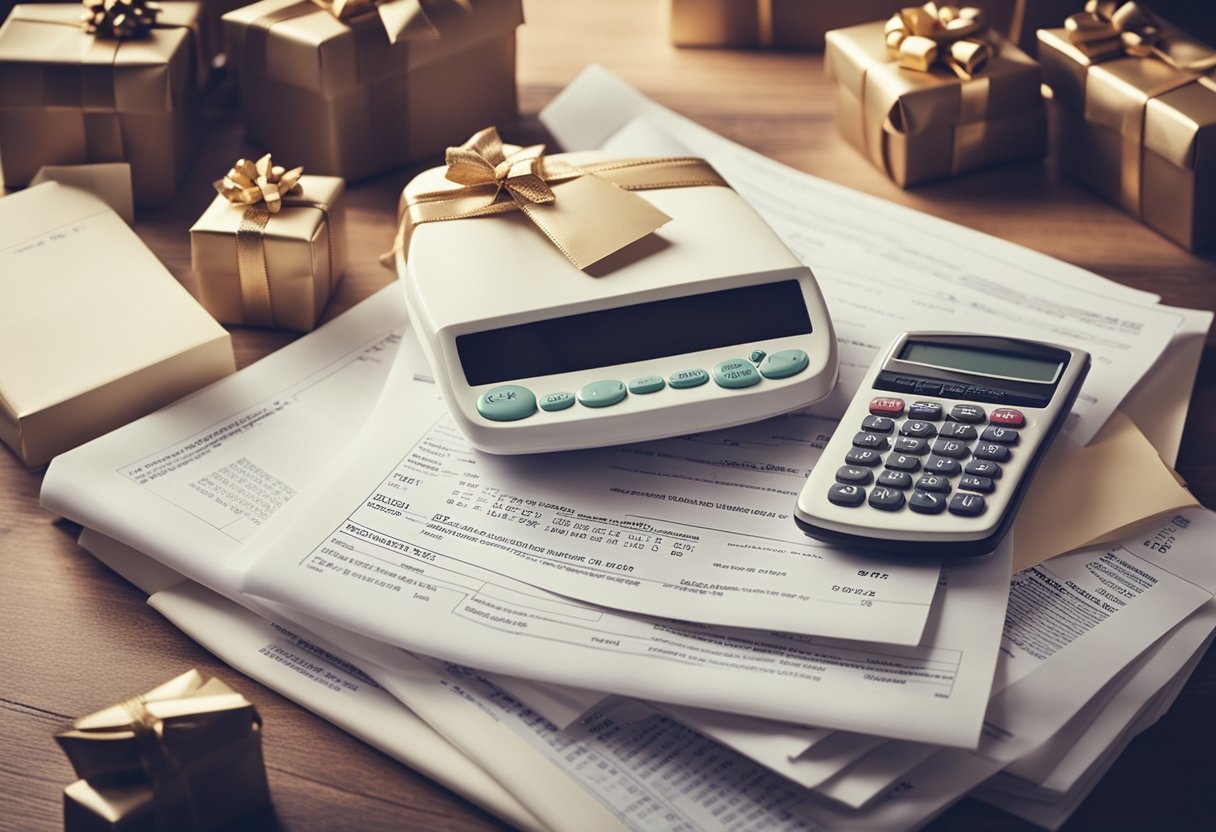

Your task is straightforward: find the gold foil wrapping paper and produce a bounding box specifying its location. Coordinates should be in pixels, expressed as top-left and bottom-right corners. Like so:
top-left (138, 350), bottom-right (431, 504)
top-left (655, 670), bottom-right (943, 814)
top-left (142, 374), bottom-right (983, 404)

top-left (1039, 24), bottom-right (1216, 251)
top-left (0, 3), bottom-right (201, 206)
top-left (57, 670), bottom-right (270, 832)
top-left (191, 174), bottom-right (348, 332)
top-left (222, 0), bottom-right (522, 181)
top-left (826, 18), bottom-right (1046, 187)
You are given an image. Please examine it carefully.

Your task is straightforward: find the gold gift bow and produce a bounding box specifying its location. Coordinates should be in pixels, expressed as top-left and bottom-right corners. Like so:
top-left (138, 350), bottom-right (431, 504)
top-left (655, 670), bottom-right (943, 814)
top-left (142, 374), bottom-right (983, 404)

top-left (215, 155), bottom-right (336, 327)
top-left (884, 3), bottom-right (992, 80)
top-left (311, 0), bottom-right (470, 41)
top-left (1065, 1), bottom-right (1216, 73)
top-left (395, 126), bottom-right (728, 270)
top-left (81, 0), bottom-right (162, 39)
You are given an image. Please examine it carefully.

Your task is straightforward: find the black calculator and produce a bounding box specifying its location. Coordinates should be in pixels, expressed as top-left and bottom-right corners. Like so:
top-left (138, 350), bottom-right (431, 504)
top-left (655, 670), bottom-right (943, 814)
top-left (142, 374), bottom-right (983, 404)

top-left (794, 332), bottom-right (1090, 557)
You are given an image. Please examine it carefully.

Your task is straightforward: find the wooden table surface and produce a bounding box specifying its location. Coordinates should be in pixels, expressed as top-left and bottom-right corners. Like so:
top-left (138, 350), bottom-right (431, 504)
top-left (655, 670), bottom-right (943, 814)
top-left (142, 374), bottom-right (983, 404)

top-left (3, 1), bottom-right (1214, 830)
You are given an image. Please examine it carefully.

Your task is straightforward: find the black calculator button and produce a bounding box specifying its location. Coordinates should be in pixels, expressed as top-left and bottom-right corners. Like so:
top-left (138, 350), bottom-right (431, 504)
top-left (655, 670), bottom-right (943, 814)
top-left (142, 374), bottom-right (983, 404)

top-left (868, 487), bottom-right (906, 511)
top-left (915, 474), bottom-right (952, 493)
top-left (894, 436), bottom-right (930, 455)
top-left (948, 492), bottom-right (987, 516)
top-left (974, 442), bottom-right (1011, 462)
top-left (878, 470), bottom-right (913, 489)
top-left (828, 483), bottom-right (866, 507)
top-left (845, 448), bottom-right (883, 467)
top-left (909, 490), bottom-right (948, 514)
top-left (925, 456), bottom-right (962, 476)
top-left (885, 453), bottom-right (921, 472)
top-left (836, 466), bottom-right (874, 485)
top-left (949, 404), bottom-right (986, 423)
top-left (981, 426), bottom-right (1019, 445)
top-left (852, 431), bottom-right (890, 450)
top-left (965, 459), bottom-right (1002, 478)
top-left (900, 420), bottom-right (938, 438)
top-left (862, 415), bottom-right (894, 433)
top-left (908, 401), bottom-right (943, 420)
top-left (930, 439), bottom-right (970, 459)
top-left (939, 422), bottom-right (978, 441)
top-left (959, 475), bottom-right (994, 493)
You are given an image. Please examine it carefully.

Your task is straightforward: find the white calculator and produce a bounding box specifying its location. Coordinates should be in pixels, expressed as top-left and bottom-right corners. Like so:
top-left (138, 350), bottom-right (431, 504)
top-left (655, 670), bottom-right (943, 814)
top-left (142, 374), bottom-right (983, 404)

top-left (795, 332), bottom-right (1090, 558)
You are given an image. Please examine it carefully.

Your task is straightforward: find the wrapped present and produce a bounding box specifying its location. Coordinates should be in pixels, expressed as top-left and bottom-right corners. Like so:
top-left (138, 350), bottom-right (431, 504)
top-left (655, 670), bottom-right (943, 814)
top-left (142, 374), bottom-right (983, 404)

top-left (1038, 2), bottom-right (1216, 251)
top-left (190, 155), bottom-right (348, 332)
top-left (222, 0), bottom-right (523, 181)
top-left (825, 3), bottom-right (1047, 186)
top-left (0, 1), bottom-right (203, 206)
top-left (56, 670), bottom-right (271, 832)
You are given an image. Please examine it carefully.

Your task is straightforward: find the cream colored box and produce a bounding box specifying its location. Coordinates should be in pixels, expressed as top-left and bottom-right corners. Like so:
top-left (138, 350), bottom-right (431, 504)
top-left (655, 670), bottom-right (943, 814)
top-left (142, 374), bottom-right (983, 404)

top-left (0, 182), bottom-right (234, 467)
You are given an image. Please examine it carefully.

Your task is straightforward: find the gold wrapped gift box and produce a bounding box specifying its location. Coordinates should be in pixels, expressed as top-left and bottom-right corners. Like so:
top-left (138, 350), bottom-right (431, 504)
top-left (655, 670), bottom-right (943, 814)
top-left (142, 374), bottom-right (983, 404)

top-left (1038, 21), bottom-right (1216, 252)
top-left (222, 0), bottom-right (523, 181)
top-left (57, 670), bottom-right (271, 832)
top-left (191, 173), bottom-right (348, 332)
top-left (0, 3), bottom-right (202, 206)
top-left (825, 17), bottom-right (1046, 187)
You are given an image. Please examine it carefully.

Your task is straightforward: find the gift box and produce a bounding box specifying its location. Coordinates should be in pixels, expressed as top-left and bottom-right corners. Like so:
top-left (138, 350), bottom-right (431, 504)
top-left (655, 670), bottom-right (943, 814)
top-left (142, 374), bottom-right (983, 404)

top-left (0, 182), bottom-right (234, 468)
top-left (190, 156), bottom-right (348, 332)
top-left (222, 0), bottom-right (522, 181)
top-left (0, 2), bottom-right (203, 206)
top-left (825, 5), bottom-right (1047, 187)
top-left (57, 670), bottom-right (271, 832)
top-left (1038, 4), bottom-right (1216, 251)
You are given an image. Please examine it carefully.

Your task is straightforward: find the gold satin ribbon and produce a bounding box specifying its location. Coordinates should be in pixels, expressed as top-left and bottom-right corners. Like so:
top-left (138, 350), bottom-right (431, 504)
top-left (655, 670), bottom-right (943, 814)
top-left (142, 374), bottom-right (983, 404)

top-left (884, 3), bottom-right (992, 80)
top-left (396, 127), bottom-right (727, 270)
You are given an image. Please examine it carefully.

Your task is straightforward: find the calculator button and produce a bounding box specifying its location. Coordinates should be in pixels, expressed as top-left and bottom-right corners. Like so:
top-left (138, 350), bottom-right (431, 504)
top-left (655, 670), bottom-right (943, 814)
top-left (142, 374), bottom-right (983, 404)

top-left (909, 490), bottom-right (947, 514)
top-left (878, 470), bottom-right (913, 489)
top-left (915, 474), bottom-right (952, 493)
top-left (949, 493), bottom-right (987, 516)
top-left (949, 404), bottom-right (986, 423)
top-left (862, 415), bottom-right (894, 433)
top-left (925, 456), bottom-right (962, 476)
top-left (758, 349), bottom-right (809, 379)
top-left (930, 439), bottom-right (970, 459)
top-left (894, 436), bottom-right (930, 455)
top-left (981, 426), bottom-right (1019, 445)
top-left (908, 401), bottom-right (943, 421)
top-left (539, 391), bottom-right (576, 412)
top-left (845, 448), bottom-right (883, 467)
top-left (477, 385), bottom-right (537, 421)
top-left (577, 380), bottom-right (628, 408)
top-left (628, 375), bottom-right (665, 394)
top-left (885, 453), bottom-right (921, 472)
top-left (990, 408), bottom-right (1026, 427)
top-left (869, 397), bottom-right (905, 417)
top-left (965, 459), bottom-right (1002, 478)
top-left (959, 475), bottom-right (994, 493)
top-left (669, 369), bottom-right (709, 389)
top-left (836, 466), bottom-right (874, 485)
top-left (900, 420), bottom-right (938, 438)
top-left (712, 359), bottom-right (761, 389)
top-left (749, 349), bottom-right (766, 363)
top-left (828, 483), bottom-right (866, 507)
top-left (852, 432), bottom-right (890, 450)
top-left (868, 487), bottom-right (906, 511)
top-left (974, 442), bottom-right (1011, 461)
top-left (939, 422), bottom-right (978, 441)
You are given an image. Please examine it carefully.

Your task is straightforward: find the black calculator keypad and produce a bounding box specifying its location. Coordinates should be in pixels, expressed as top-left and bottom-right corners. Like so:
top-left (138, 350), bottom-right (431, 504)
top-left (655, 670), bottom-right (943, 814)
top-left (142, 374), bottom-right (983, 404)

top-left (885, 453), bottom-right (921, 472)
top-left (925, 456), bottom-right (962, 476)
top-left (836, 466), bottom-right (873, 484)
top-left (878, 470), bottom-right (913, 489)
top-left (909, 490), bottom-right (948, 514)
top-left (828, 483), bottom-right (866, 506)
top-left (900, 420), bottom-right (938, 438)
top-left (894, 436), bottom-right (930, 454)
top-left (853, 431), bottom-right (890, 450)
top-left (863, 415), bottom-right (895, 433)
top-left (868, 487), bottom-right (906, 511)
top-left (939, 422), bottom-right (978, 441)
top-left (846, 448), bottom-right (883, 467)
top-left (949, 493), bottom-right (986, 516)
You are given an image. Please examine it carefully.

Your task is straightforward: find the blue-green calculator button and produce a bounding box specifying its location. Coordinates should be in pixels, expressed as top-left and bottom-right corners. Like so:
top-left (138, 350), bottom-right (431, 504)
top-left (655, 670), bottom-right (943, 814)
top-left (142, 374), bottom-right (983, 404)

top-left (713, 359), bottom-right (761, 389)
top-left (477, 385), bottom-right (537, 421)
top-left (759, 349), bottom-right (810, 380)
top-left (539, 392), bottom-right (575, 412)
top-left (669, 369), bottom-right (709, 389)
top-left (629, 376), bottom-right (665, 394)
top-left (578, 380), bottom-right (627, 408)
top-left (749, 349), bottom-right (766, 363)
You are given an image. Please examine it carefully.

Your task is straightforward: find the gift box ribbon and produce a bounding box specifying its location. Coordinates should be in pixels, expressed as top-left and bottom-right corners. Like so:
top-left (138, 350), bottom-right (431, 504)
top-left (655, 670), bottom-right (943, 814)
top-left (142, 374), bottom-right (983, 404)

top-left (394, 126), bottom-right (728, 270)
top-left (884, 3), bottom-right (991, 80)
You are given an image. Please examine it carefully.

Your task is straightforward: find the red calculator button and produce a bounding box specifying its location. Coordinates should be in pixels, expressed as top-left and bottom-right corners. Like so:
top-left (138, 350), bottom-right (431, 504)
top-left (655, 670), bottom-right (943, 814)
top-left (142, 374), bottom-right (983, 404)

top-left (870, 397), bottom-right (906, 416)
top-left (990, 408), bottom-right (1025, 428)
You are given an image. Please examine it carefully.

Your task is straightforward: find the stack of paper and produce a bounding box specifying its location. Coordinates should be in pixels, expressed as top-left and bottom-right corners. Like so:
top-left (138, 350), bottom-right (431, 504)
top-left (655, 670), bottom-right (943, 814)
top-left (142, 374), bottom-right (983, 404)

top-left (41, 69), bottom-right (1213, 831)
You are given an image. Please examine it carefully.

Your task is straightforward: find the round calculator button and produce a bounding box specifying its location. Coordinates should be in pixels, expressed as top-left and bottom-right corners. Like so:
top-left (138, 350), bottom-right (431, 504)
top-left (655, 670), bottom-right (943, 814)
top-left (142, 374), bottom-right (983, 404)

top-left (836, 466), bottom-right (873, 485)
top-left (712, 359), bottom-right (761, 389)
top-left (577, 380), bottom-right (627, 408)
top-left (867, 487), bottom-right (906, 511)
top-left (909, 490), bottom-right (947, 514)
top-left (539, 392), bottom-right (576, 412)
top-left (477, 385), bottom-right (537, 422)
top-left (990, 408), bottom-right (1026, 428)
top-left (900, 420), bottom-right (938, 438)
top-left (749, 349), bottom-right (767, 363)
top-left (828, 483), bottom-right (866, 507)
top-left (669, 369), bottom-right (709, 389)
top-left (949, 493), bottom-right (987, 517)
top-left (869, 397), bottom-right (905, 416)
top-left (758, 349), bottom-right (809, 379)
top-left (628, 376), bottom-right (665, 395)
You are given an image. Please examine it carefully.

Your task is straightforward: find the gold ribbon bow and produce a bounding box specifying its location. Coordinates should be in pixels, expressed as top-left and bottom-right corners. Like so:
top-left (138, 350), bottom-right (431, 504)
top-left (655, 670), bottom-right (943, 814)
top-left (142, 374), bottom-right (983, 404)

top-left (397, 127), bottom-right (727, 270)
top-left (1065, 1), bottom-right (1216, 72)
top-left (885, 3), bottom-right (992, 80)
top-left (214, 154), bottom-right (303, 214)
top-left (80, 0), bottom-right (162, 39)
top-left (308, 0), bottom-right (471, 42)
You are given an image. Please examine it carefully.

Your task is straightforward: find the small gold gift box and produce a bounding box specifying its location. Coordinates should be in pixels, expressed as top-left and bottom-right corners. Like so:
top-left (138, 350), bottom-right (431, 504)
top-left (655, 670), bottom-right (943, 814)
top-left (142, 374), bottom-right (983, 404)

top-left (222, 0), bottom-right (523, 181)
top-left (826, 4), bottom-right (1046, 187)
top-left (56, 670), bottom-right (271, 832)
top-left (0, 2), bottom-right (203, 207)
top-left (1038, 2), bottom-right (1216, 251)
top-left (190, 156), bottom-right (348, 332)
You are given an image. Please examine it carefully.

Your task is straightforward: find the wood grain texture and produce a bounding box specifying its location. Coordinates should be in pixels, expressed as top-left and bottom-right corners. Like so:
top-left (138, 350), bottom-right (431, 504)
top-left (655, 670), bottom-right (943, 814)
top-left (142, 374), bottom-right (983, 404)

top-left (1, 1), bottom-right (1214, 830)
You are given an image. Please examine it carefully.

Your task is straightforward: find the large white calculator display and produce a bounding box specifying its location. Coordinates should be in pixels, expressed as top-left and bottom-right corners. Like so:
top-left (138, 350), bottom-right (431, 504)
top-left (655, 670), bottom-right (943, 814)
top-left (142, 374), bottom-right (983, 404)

top-left (397, 159), bottom-right (838, 454)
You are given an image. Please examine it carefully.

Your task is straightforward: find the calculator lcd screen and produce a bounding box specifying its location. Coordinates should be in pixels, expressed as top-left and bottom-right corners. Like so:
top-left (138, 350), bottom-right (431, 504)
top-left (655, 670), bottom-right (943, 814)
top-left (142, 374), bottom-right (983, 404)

top-left (456, 280), bottom-right (813, 387)
top-left (899, 341), bottom-right (1062, 383)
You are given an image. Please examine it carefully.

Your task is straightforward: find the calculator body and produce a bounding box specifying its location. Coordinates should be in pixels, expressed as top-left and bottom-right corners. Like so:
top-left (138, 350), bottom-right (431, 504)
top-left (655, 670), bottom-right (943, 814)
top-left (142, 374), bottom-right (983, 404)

top-left (795, 332), bottom-right (1090, 558)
